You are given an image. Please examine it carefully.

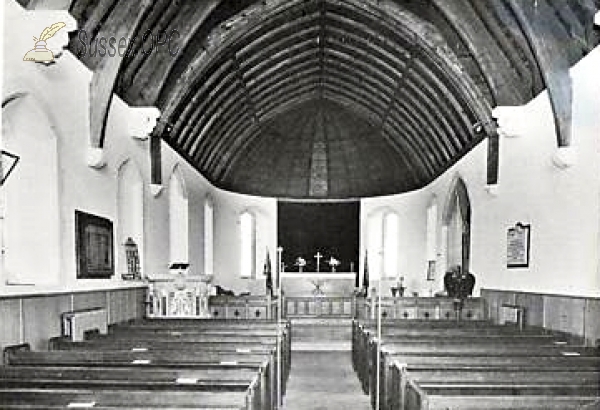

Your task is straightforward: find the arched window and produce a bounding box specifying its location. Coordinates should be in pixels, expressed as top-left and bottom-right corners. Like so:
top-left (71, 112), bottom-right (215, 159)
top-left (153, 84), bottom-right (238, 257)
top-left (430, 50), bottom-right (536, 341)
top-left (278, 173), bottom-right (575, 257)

top-left (240, 210), bottom-right (256, 278)
top-left (426, 199), bottom-right (438, 262)
top-left (442, 177), bottom-right (471, 273)
top-left (204, 197), bottom-right (214, 277)
top-left (382, 211), bottom-right (399, 278)
top-left (169, 166), bottom-right (189, 265)
top-left (117, 160), bottom-right (144, 277)
top-left (366, 209), bottom-right (399, 280)
top-left (2, 95), bottom-right (61, 284)
top-left (367, 212), bottom-right (382, 280)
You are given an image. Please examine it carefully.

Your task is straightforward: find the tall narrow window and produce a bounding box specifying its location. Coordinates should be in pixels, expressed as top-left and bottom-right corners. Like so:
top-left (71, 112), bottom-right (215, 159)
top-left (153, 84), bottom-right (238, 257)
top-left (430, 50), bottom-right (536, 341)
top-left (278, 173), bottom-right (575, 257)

top-left (169, 167), bottom-right (189, 265)
top-left (204, 197), bottom-right (214, 276)
top-left (117, 160), bottom-right (144, 277)
top-left (426, 200), bottom-right (438, 261)
top-left (240, 210), bottom-right (255, 278)
top-left (367, 212), bottom-right (382, 280)
top-left (2, 95), bottom-right (61, 284)
top-left (382, 212), bottom-right (399, 278)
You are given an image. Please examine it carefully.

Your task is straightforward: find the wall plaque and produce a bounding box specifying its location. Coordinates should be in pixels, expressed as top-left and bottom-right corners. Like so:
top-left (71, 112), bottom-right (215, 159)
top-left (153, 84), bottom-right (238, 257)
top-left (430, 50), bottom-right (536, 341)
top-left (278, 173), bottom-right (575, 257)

top-left (76, 210), bottom-right (114, 279)
top-left (507, 222), bottom-right (530, 268)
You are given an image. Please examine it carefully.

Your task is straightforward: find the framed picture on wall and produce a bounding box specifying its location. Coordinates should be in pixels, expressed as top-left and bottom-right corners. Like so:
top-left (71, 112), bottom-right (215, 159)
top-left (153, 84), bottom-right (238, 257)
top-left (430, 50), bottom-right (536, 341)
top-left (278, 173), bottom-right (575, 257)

top-left (75, 210), bottom-right (114, 279)
top-left (507, 222), bottom-right (530, 268)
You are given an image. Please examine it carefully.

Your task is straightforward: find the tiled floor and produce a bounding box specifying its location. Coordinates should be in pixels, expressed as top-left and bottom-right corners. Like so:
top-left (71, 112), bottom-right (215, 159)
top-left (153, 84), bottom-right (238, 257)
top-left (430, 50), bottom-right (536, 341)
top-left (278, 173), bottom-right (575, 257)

top-left (281, 351), bottom-right (372, 410)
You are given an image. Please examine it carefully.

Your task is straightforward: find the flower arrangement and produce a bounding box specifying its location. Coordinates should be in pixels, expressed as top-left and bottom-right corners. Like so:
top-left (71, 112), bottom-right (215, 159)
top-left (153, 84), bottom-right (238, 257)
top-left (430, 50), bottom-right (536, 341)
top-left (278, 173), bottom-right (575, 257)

top-left (295, 257), bottom-right (306, 272)
top-left (391, 275), bottom-right (406, 297)
top-left (328, 257), bottom-right (340, 272)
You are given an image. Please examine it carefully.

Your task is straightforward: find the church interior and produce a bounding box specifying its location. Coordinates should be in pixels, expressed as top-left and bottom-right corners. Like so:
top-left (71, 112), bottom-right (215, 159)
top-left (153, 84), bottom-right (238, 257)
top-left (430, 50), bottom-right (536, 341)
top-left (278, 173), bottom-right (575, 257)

top-left (1, 0), bottom-right (600, 408)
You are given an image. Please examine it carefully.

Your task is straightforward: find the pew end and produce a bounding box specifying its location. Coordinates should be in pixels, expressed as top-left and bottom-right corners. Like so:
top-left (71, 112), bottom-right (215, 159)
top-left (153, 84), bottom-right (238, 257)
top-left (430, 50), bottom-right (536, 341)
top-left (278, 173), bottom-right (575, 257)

top-left (3, 343), bottom-right (31, 365)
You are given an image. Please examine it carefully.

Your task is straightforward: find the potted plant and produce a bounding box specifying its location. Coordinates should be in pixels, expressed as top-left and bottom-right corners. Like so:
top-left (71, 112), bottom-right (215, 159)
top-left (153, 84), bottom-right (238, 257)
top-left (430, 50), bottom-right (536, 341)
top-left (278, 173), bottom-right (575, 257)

top-left (391, 276), bottom-right (406, 297)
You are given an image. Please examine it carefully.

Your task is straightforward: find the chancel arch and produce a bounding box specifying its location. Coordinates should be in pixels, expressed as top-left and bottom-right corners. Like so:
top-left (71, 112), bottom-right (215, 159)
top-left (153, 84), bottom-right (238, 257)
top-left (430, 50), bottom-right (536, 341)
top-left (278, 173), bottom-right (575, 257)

top-left (442, 176), bottom-right (471, 275)
top-left (168, 165), bottom-right (189, 266)
top-left (1, 93), bottom-right (61, 285)
top-left (117, 159), bottom-right (145, 277)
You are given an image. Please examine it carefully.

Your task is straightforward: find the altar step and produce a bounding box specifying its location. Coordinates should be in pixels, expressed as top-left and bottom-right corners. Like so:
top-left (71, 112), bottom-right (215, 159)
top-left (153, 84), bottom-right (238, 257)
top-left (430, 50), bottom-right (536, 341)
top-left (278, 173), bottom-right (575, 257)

top-left (290, 318), bottom-right (352, 351)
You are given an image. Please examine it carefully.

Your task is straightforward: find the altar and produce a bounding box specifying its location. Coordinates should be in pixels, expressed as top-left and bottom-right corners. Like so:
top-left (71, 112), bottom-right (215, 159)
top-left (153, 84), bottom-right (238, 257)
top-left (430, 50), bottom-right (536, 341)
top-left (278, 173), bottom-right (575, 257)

top-left (281, 272), bottom-right (358, 318)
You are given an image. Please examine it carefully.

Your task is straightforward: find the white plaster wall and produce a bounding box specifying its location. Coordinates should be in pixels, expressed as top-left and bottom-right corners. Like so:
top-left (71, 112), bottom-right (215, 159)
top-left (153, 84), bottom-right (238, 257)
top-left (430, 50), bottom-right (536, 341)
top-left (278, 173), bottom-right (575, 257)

top-left (361, 46), bottom-right (600, 298)
top-left (360, 189), bottom-right (430, 297)
top-left (212, 188), bottom-right (277, 295)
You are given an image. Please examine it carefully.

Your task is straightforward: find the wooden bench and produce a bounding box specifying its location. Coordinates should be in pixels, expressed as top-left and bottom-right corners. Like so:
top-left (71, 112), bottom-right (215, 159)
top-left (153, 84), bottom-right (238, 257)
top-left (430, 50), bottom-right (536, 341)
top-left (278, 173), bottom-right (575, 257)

top-left (4, 344), bottom-right (277, 410)
top-left (0, 388), bottom-right (252, 409)
top-left (351, 319), bottom-right (600, 410)
top-left (388, 365), bottom-right (600, 410)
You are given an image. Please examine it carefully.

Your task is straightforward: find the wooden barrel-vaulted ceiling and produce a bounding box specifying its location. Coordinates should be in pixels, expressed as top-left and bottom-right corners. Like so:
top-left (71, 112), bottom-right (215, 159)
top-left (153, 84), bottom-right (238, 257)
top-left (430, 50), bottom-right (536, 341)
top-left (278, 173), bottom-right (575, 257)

top-left (39, 0), bottom-right (600, 198)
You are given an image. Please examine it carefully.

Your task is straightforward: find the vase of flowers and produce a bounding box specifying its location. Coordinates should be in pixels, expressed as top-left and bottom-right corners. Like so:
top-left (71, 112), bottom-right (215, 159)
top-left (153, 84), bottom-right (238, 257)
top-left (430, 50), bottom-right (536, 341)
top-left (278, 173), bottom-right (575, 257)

top-left (295, 257), bottom-right (306, 273)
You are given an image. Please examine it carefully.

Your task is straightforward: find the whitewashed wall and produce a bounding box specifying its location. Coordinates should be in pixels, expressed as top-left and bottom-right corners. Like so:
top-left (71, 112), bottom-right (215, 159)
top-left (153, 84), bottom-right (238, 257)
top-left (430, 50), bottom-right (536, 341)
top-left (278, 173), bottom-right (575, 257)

top-left (1, 2), bottom-right (274, 296)
top-left (361, 45), bottom-right (600, 298)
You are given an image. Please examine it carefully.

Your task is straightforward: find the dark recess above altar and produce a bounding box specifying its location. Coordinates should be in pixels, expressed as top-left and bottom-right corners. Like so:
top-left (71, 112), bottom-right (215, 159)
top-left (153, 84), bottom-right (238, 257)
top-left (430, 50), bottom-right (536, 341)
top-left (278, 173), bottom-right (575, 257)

top-left (278, 201), bottom-right (359, 273)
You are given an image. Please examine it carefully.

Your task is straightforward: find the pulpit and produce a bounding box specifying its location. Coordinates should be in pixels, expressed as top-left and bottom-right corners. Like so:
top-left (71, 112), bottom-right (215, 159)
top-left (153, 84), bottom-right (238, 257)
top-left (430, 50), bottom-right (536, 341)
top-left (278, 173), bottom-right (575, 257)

top-left (145, 274), bottom-right (212, 318)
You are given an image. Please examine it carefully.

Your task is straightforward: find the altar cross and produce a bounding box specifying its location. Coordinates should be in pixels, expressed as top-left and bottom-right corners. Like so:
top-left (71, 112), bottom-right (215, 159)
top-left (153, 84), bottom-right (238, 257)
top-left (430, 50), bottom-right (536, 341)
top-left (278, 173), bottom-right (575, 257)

top-left (314, 252), bottom-right (323, 272)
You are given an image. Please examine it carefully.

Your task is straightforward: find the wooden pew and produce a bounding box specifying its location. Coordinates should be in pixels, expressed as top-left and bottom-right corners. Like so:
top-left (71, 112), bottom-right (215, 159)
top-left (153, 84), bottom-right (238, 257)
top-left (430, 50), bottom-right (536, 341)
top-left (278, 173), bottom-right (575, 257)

top-left (0, 388), bottom-right (252, 409)
top-left (351, 319), bottom-right (542, 374)
top-left (48, 337), bottom-right (291, 389)
top-left (377, 354), bottom-right (600, 410)
top-left (4, 346), bottom-right (276, 410)
top-left (372, 341), bottom-right (598, 408)
top-left (351, 319), bottom-right (599, 410)
top-left (91, 322), bottom-right (292, 386)
top-left (387, 365), bottom-right (600, 410)
top-left (402, 376), bottom-right (600, 410)
top-left (362, 334), bottom-right (573, 396)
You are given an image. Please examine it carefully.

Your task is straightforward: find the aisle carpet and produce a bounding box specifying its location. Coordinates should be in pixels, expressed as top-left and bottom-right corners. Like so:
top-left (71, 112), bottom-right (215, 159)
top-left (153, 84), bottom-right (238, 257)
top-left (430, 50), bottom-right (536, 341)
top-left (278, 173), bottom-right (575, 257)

top-left (281, 351), bottom-right (372, 410)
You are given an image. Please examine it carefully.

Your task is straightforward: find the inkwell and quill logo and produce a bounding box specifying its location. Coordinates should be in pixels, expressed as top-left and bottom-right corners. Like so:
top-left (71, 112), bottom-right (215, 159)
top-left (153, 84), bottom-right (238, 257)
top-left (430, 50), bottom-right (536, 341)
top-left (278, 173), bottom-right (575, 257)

top-left (23, 22), bottom-right (66, 64)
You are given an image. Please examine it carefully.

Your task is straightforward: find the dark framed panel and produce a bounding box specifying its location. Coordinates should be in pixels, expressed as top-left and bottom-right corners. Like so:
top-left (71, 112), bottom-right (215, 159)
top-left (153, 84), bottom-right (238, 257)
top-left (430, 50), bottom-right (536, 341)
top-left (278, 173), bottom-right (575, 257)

top-left (507, 222), bottom-right (531, 268)
top-left (75, 210), bottom-right (114, 279)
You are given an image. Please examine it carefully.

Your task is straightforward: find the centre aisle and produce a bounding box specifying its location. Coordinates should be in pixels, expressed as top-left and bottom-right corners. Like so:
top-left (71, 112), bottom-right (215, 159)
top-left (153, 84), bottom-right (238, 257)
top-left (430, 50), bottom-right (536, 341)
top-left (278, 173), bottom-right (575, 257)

top-left (281, 351), bottom-right (372, 410)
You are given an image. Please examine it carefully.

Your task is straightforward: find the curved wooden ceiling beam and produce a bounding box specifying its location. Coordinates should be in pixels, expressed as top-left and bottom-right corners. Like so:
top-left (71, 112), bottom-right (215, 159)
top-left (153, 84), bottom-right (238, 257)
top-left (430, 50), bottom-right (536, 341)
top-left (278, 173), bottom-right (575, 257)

top-left (89, 0), bottom-right (153, 152)
top-left (129, 0), bottom-right (221, 106)
top-left (218, 93), bottom-right (320, 182)
top-left (159, 0), bottom-right (316, 118)
top-left (169, 59), bottom-right (234, 137)
top-left (253, 77), bottom-right (322, 108)
top-left (396, 86), bottom-right (454, 163)
top-left (254, 77), bottom-right (322, 113)
top-left (176, 70), bottom-right (239, 149)
top-left (431, 0), bottom-right (525, 106)
top-left (507, 0), bottom-right (573, 147)
top-left (249, 65), bottom-right (320, 99)
top-left (402, 76), bottom-right (463, 154)
top-left (390, 100), bottom-right (445, 170)
top-left (118, 0), bottom-right (179, 97)
top-left (206, 82), bottom-right (321, 174)
top-left (184, 81), bottom-right (245, 157)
